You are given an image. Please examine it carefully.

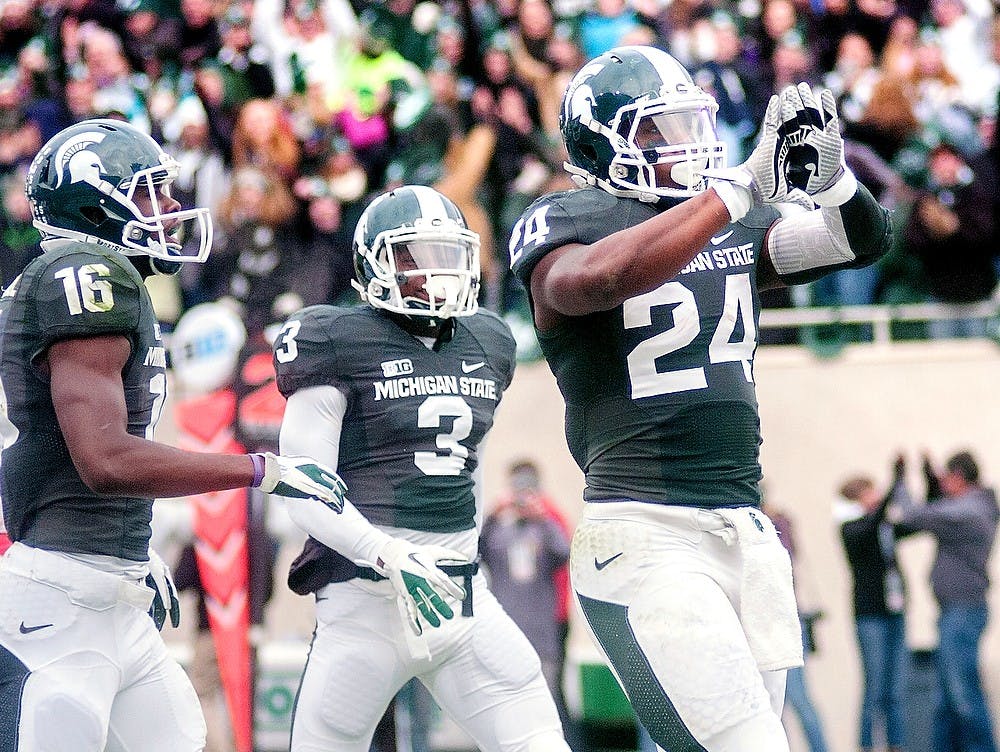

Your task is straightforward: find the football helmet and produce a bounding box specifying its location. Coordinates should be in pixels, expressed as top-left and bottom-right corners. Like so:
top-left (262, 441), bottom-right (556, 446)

top-left (352, 185), bottom-right (479, 319)
top-left (25, 119), bottom-right (213, 269)
top-left (560, 45), bottom-right (727, 202)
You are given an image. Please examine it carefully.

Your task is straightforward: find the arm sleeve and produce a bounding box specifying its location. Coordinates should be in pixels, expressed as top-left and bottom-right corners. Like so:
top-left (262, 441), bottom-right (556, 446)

top-left (899, 500), bottom-right (976, 535)
top-left (765, 182), bottom-right (893, 285)
top-left (279, 385), bottom-right (394, 565)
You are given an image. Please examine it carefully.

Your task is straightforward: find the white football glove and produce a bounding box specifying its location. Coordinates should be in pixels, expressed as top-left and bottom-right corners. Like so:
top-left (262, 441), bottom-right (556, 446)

top-left (258, 453), bottom-right (347, 512)
top-left (375, 538), bottom-right (467, 635)
top-left (776, 83), bottom-right (846, 199)
top-left (698, 93), bottom-right (785, 218)
top-left (700, 84), bottom-right (851, 218)
top-left (146, 548), bottom-right (180, 630)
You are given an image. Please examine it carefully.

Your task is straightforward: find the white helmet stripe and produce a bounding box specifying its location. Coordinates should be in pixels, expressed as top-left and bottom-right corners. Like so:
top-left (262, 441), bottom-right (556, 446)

top-left (411, 185), bottom-right (454, 223)
top-left (623, 44), bottom-right (693, 85)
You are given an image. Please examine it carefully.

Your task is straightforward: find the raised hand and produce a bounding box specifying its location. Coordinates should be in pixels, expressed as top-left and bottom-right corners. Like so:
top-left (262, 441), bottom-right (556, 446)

top-left (700, 84), bottom-right (849, 215)
top-left (698, 93), bottom-right (789, 215)
top-left (775, 84), bottom-right (845, 198)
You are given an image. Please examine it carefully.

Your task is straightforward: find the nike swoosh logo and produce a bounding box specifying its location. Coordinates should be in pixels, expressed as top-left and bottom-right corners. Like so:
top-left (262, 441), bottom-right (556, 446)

top-left (461, 361), bottom-right (485, 373)
top-left (19, 621), bottom-right (53, 634)
top-left (710, 230), bottom-right (734, 245)
top-left (594, 552), bottom-right (624, 571)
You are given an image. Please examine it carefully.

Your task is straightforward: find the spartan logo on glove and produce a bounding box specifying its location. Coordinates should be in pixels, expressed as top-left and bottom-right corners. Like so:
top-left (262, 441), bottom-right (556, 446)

top-left (776, 107), bottom-right (826, 192)
top-left (772, 84), bottom-right (844, 197)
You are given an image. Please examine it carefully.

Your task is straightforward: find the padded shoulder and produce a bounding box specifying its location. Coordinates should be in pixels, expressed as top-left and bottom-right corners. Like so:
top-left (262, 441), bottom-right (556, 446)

top-left (509, 188), bottom-right (658, 289)
top-left (458, 309), bottom-right (517, 388)
top-left (273, 305), bottom-right (361, 396)
top-left (27, 243), bottom-right (145, 347)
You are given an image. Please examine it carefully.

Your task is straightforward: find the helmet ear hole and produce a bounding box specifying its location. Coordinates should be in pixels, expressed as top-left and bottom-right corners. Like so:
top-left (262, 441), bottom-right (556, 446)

top-left (80, 206), bottom-right (107, 227)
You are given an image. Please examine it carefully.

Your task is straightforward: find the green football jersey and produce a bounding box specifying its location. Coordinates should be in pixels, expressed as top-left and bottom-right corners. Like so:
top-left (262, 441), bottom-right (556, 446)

top-left (274, 305), bottom-right (517, 533)
top-left (510, 187), bottom-right (780, 508)
top-left (0, 242), bottom-right (166, 560)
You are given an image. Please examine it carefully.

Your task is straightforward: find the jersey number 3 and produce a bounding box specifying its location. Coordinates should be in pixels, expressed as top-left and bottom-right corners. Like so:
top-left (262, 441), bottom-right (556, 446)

top-left (625, 274), bottom-right (756, 398)
top-left (273, 321), bottom-right (473, 477)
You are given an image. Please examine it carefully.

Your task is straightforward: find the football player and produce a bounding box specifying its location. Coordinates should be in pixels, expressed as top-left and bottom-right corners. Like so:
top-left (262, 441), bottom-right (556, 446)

top-left (508, 47), bottom-right (892, 752)
top-left (273, 185), bottom-right (572, 752)
top-left (0, 119), bottom-right (376, 752)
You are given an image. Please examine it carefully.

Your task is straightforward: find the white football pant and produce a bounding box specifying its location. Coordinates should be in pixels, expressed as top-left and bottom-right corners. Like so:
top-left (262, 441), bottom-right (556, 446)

top-left (290, 572), bottom-right (570, 752)
top-left (0, 544), bottom-right (206, 752)
top-left (571, 502), bottom-right (796, 752)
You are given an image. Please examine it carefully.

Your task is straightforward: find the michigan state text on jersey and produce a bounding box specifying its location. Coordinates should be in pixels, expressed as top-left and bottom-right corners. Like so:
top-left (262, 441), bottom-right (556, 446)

top-left (511, 187), bottom-right (775, 509)
top-left (275, 304), bottom-right (516, 533)
top-left (273, 185), bottom-right (573, 752)
top-left (512, 45), bottom-right (891, 752)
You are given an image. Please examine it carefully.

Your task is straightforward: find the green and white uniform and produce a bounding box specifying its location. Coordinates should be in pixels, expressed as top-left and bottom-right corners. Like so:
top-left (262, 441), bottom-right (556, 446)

top-left (0, 241), bottom-right (205, 752)
top-left (274, 305), bottom-right (570, 752)
top-left (512, 188), bottom-right (773, 509)
top-left (0, 243), bottom-right (165, 558)
top-left (511, 188), bottom-right (803, 752)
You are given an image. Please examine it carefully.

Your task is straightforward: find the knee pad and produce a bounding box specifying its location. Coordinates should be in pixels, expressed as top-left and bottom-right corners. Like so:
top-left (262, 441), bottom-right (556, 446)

top-left (34, 693), bottom-right (104, 752)
top-left (527, 731), bottom-right (573, 752)
top-left (700, 709), bottom-right (789, 752)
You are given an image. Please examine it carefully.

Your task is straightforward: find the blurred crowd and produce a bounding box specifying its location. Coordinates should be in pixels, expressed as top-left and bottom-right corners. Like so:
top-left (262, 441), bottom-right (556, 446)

top-left (2, 0), bottom-right (1000, 346)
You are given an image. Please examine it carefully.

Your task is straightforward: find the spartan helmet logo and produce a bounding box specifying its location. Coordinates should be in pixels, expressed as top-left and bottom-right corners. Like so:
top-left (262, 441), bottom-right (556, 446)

top-left (53, 132), bottom-right (108, 189)
top-left (564, 61), bottom-right (602, 124)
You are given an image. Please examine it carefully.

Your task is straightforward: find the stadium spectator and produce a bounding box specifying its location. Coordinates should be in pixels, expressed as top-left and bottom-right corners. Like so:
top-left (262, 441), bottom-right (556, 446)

top-left (691, 12), bottom-right (761, 163)
top-left (119, 0), bottom-right (181, 80)
top-left (249, 0), bottom-right (357, 103)
top-left (824, 32), bottom-right (880, 128)
top-left (0, 63), bottom-right (43, 176)
top-left (575, 0), bottom-right (644, 61)
top-left (210, 5), bottom-right (277, 110)
top-left (894, 450), bottom-right (1000, 752)
top-left (289, 181), bottom-right (357, 306)
top-left (79, 23), bottom-right (150, 130)
top-left (837, 461), bottom-right (912, 752)
top-left (0, 164), bottom-right (40, 287)
top-left (200, 166), bottom-right (304, 336)
top-left (230, 97), bottom-right (301, 183)
top-left (177, 0), bottom-right (221, 71)
top-left (480, 460), bottom-right (573, 725)
top-left (903, 130), bottom-right (997, 337)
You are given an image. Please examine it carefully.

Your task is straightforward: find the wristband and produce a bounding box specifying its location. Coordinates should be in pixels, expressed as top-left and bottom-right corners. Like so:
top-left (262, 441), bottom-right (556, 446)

top-left (710, 179), bottom-right (753, 223)
top-left (811, 169), bottom-right (858, 207)
top-left (249, 453), bottom-right (266, 488)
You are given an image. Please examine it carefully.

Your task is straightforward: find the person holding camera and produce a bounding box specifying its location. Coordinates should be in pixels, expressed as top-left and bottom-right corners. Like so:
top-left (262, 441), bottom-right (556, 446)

top-left (480, 460), bottom-right (572, 729)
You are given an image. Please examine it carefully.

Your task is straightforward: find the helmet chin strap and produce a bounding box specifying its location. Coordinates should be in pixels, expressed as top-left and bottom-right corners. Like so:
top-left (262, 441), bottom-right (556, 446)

top-left (669, 159), bottom-right (709, 190)
top-left (423, 275), bottom-right (462, 318)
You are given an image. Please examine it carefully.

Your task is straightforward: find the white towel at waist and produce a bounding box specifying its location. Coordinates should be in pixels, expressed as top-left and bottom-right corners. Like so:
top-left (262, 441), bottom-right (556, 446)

top-left (712, 508), bottom-right (803, 672)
